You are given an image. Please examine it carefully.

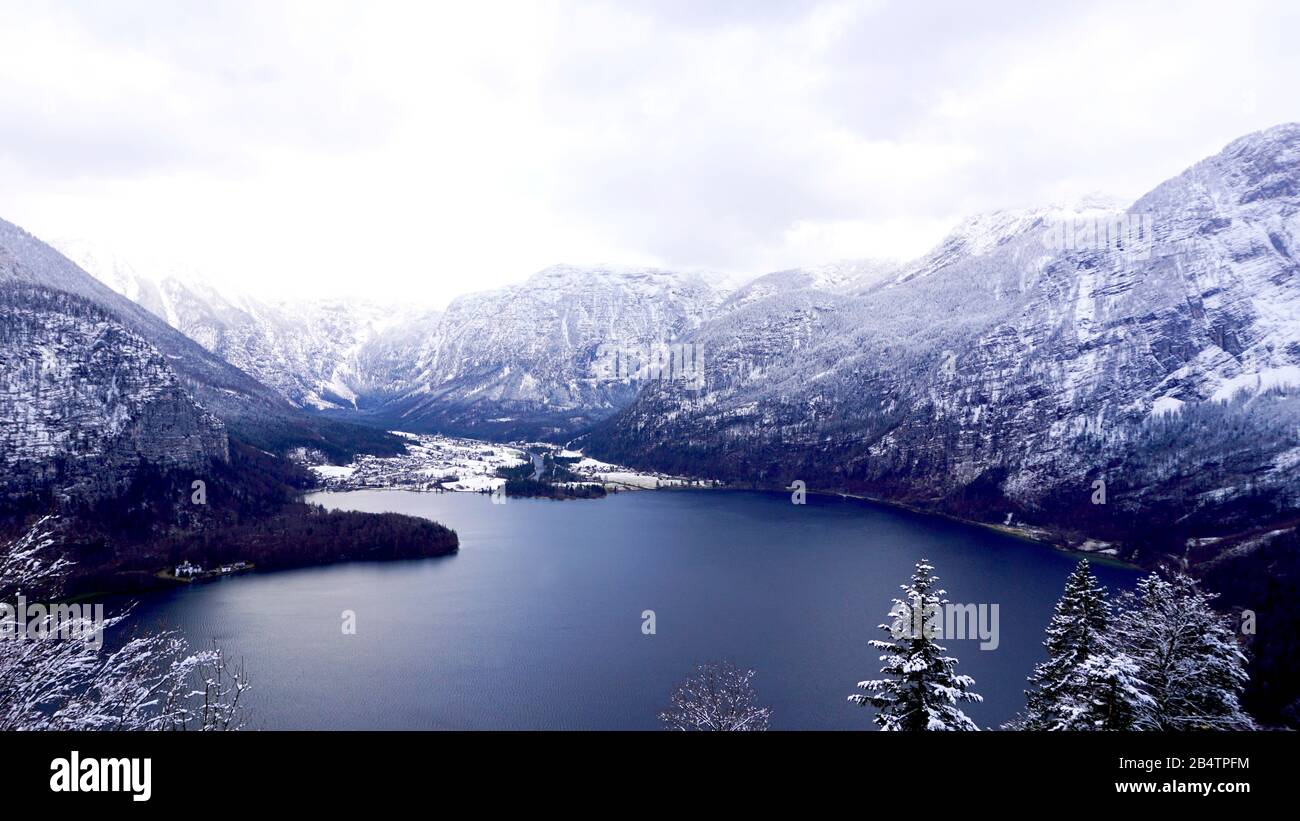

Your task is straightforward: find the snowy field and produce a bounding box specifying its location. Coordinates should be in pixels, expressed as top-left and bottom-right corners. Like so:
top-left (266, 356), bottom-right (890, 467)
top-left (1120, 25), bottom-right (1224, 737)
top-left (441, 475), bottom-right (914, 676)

top-left (565, 456), bottom-right (694, 490)
top-left (310, 433), bottom-right (527, 493)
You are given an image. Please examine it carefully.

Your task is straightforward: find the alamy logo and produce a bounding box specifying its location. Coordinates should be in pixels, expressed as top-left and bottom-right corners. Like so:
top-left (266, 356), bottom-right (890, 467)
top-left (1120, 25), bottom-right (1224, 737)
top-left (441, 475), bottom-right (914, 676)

top-left (788, 480), bottom-right (806, 505)
top-left (50, 751), bottom-right (151, 802)
top-left (591, 342), bottom-right (704, 388)
top-left (889, 596), bottom-right (1000, 651)
top-left (1042, 213), bottom-right (1155, 260)
top-left (1091, 478), bottom-right (1107, 505)
top-left (0, 596), bottom-right (105, 649)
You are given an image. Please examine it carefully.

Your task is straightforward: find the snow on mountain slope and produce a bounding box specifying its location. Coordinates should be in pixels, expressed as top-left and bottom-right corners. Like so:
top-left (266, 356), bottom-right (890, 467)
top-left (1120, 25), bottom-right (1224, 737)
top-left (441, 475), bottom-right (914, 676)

top-left (720, 258), bottom-right (900, 310)
top-left (58, 245), bottom-right (727, 439)
top-left (585, 124), bottom-right (1300, 554)
top-left (53, 237), bottom-right (732, 439)
top-left (33, 120), bottom-right (1300, 550)
top-left (887, 194), bottom-right (1129, 289)
top-left (368, 264), bottom-right (724, 439)
top-left (0, 218), bottom-right (281, 416)
top-left (1, 220), bottom-right (403, 461)
top-left (0, 284), bottom-right (228, 501)
top-left (53, 240), bottom-right (423, 412)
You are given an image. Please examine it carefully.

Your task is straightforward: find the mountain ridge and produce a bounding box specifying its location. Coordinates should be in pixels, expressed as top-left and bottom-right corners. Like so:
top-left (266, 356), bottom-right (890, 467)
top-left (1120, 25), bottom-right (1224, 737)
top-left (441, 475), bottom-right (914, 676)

top-left (582, 122), bottom-right (1300, 562)
top-left (0, 219), bottom-right (406, 461)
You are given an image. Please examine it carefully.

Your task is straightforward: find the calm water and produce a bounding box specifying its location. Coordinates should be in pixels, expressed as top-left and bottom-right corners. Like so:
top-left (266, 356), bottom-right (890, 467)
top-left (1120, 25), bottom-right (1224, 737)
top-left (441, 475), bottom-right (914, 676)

top-left (116, 489), bottom-right (1137, 729)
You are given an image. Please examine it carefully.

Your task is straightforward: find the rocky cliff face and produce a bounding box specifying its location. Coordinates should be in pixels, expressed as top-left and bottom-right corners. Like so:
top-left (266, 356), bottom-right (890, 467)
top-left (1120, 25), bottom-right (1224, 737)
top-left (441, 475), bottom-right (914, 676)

top-left (0, 285), bottom-right (228, 502)
top-left (584, 124), bottom-right (1300, 555)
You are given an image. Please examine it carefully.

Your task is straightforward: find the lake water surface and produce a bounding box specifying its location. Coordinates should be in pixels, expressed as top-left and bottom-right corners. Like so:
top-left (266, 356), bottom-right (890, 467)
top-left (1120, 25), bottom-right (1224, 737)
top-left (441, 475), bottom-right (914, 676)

top-left (117, 489), bottom-right (1137, 729)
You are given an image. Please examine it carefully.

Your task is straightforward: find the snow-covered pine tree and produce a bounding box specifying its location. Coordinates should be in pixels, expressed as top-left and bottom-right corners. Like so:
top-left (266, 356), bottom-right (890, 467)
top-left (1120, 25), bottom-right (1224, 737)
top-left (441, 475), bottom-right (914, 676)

top-left (1023, 559), bottom-right (1112, 730)
top-left (1056, 651), bottom-right (1153, 730)
top-left (849, 559), bottom-right (982, 731)
top-left (1115, 573), bottom-right (1255, 730)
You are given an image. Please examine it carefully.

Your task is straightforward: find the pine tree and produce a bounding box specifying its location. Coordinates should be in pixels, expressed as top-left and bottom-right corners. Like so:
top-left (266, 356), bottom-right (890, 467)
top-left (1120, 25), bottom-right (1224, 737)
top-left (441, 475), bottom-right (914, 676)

top-left (1023, 559), bottom-right (1112, 730)
top-left (1056, 651), bottom-right (1153, 730)
top-left (1116, 573), bottom-right (1255, 730)
top-left (849, 559), bottom-right (982, 731)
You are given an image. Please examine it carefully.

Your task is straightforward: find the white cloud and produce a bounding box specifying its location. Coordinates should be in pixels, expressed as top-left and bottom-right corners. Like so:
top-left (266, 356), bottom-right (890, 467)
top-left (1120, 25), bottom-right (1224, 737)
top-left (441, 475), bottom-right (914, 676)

top-left (0, 0), bottom-right (1297, 306)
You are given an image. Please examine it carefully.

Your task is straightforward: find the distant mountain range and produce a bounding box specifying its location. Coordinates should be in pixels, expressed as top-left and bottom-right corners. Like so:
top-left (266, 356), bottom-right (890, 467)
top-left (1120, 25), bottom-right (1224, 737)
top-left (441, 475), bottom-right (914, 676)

top-left (53, 247), bottom-right (745, 439)
top-left (52, 238), bottom-right (424, 413)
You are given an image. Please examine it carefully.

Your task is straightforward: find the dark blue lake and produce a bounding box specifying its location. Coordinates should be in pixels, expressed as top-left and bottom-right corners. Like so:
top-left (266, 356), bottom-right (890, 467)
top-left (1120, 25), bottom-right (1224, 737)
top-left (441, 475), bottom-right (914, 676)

top-left (116, 489), bottom-right (1138, 729)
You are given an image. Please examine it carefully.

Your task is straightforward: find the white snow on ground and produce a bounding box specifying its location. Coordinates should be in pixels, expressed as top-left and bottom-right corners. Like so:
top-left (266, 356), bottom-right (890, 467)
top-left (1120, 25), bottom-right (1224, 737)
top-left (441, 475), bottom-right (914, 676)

top-left (585, 471), bottom-right (690, 490)
top-left (1210, 365), bottom-right (1300, 402)
top-left (572, 457), bottom-right (617, 471)
top-left (310, 464), bottom-right (356, 479)
top-left (562, 450), bottom-right (695, 490)
top-left (1078, 539), bottom-right (1119, 556)
top-left (441, 474), bottom-right (506, 492)
top-left (1151, 395), bottom-right (1185, 416)
top-left (312, 435), bottom-right (700, 494)
top-left (313, 433), bottom-right (529, 492)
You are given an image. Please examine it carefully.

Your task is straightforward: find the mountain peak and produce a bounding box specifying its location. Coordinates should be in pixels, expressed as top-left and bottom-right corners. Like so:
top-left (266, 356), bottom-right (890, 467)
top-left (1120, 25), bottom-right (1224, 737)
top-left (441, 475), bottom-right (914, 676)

top-left (1221, 121), bottom-right (1300, 154)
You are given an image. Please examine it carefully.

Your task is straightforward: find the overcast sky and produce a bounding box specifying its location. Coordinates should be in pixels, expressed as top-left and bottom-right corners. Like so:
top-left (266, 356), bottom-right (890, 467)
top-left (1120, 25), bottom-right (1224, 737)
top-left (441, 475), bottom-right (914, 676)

top-left (1, 0), bottom-right (1297, 306)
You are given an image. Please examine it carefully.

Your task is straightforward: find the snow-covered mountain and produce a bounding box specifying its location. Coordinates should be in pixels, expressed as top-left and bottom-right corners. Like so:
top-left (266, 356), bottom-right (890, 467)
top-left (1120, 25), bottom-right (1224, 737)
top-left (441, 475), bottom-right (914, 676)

top-left (585, 124), bottom-right (1300, 557)
top-left (720, 258), bottom-right (900, 310)
top-left (0, 284), bottom-right (228, 502)
top-left (886, 194), bottom-right (1129, 289)
top-left (59, 250), bottom-right (731, 438)
top-left (365, 264), bottom-right (726, 439)
top-left (56, 239), bottom-right (740, 439)
top-left (0, 219), bottom-right (404, 462)
top-left (52, 241), bottom-right (424, 412)
top-left (0, 219), bottom-right (280, 418)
